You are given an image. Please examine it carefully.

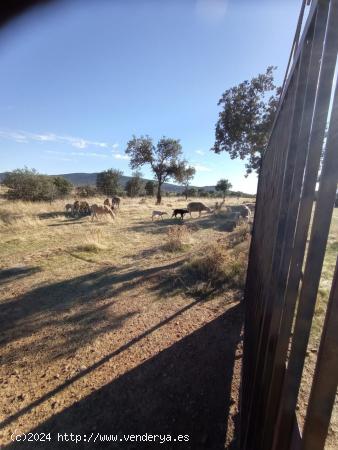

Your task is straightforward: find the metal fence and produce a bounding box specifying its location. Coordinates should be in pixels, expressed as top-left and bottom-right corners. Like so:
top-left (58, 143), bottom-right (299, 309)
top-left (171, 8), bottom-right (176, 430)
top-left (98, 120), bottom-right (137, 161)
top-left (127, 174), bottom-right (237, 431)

top-left (241, 1), bottom-right (338, 449)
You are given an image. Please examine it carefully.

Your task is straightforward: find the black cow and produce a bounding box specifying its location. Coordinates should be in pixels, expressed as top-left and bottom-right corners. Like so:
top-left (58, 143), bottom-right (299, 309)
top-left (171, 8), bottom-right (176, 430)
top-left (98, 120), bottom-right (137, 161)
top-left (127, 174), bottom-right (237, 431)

top-left (172, 209), bottom-right (189, 220)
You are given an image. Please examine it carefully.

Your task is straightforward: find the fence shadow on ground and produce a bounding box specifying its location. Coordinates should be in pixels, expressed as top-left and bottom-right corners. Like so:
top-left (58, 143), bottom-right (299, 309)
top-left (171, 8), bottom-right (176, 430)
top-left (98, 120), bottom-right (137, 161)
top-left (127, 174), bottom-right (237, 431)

top-left (6, 303), bottom-right (243, 450)
top-left (0, 260), bottom-right (184, 365)
top-left (0, 266), bottom-right (41, 284)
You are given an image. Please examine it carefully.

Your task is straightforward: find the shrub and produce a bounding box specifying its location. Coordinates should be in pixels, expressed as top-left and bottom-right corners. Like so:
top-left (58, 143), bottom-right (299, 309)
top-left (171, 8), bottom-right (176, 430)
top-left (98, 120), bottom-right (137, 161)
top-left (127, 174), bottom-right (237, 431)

top-left (145, 180), bottom-right (156, 196)
top-left (125, 171), bottom-right (145, 197)
top-left (52, 176), bottom-right (73, 197)
top-left (75, 185), bottom-right (98, 198)
top-left (96, 169), bottom-right (123, 196)
top-left (186, 243), bottom-right (247, 289)
top-left (225, 223), bottom-right (251, 247)
top-left (2, 168), bottom-right (73, 201)
top-left (164, 225), bottom-right (190, 252)
top-left (74, 229), bottom-right (107, 253)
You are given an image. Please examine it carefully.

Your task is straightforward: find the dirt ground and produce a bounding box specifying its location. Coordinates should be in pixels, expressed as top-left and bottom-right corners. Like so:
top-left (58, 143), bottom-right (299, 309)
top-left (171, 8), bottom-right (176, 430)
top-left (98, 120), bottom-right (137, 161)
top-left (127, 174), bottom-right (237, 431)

top-left (0, 196), bottom-right (249, 449)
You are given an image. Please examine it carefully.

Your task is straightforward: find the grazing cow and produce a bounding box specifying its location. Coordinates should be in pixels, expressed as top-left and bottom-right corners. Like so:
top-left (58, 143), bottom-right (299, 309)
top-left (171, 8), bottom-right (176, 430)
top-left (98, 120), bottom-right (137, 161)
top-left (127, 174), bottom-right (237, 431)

top-left (221, 211), bottom-right (243, 232)
top-left (112, 196), bottom-right (121, 209)
top-left (79, 201), bottom-right (91, 215)
top-left (228, 204), bottom-right (251, 220)
top-left (187, 202), bottom-right (211, 217)
top-left (226, 212), bottom-right (242, 223)
top-left (172, 209), bottom-right (189, 220)
top-left (72, 200), bottom-right (80, 216)
top-left (152, 211), bottom-right (168, 221)
top-left (91, 204), bottom-right (115, 221)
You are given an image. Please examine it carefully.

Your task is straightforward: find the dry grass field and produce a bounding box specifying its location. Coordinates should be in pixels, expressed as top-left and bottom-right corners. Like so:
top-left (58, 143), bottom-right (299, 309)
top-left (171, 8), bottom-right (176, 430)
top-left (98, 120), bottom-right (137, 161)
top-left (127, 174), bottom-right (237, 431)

top-left (0, 195), bottom-right (251, 449)
top-left (297, 207), bottom-right (338, 449)
top-left (1, 194), bottom-right (336, 449)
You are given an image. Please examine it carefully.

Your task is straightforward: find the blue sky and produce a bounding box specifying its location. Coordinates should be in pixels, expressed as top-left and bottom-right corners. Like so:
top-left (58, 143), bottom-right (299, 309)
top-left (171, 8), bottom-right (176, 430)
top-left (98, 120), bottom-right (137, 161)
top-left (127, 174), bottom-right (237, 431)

top-left (0, 0), bottom-right (300, 193)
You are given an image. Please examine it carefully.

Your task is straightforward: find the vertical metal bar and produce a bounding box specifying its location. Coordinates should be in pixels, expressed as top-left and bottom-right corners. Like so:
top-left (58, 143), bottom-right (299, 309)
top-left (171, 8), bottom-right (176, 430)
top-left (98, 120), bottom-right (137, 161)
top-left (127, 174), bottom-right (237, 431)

top-left (301, 257), bottom-right (338, 450)
top-left (247, 26), bottom-right (316, 444)
top-left (274, 25), bottom-right (338, 448)
top-left (241, 2), bottom-right (338, 449)
top-left (270, 1), bottom-right (338, 445)
top-left (261, 3), bottom-right (330, 448)
top-left (242, 95), bottom-right (292, 427)
top-left (241, 83), bottom-right (297, 449)
top-left (251, 26), bottom-right (315, 446)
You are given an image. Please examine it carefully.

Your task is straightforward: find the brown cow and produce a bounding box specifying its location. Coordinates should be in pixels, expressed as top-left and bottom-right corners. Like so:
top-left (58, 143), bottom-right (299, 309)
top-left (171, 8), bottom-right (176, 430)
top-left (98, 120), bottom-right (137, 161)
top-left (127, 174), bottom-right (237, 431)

top-left (91, 204), bottom-right (115, 221)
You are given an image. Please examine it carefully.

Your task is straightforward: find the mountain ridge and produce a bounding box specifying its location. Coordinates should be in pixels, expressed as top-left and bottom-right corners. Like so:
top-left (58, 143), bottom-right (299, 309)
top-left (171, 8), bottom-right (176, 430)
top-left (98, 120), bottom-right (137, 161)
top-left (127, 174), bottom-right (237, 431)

top-left (0, 171), bottom-right (254, 196)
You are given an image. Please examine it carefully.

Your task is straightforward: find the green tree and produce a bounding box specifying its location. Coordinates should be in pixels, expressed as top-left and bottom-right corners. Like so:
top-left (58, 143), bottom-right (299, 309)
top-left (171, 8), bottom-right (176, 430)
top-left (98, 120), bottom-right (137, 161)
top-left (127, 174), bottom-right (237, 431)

top-left (175, 163), bottom-right (196, 200)
top-left (125, 171), bottom-right (145, 197)
top-left (144, 180), bottom-right (156, 197)
top-left (200, 191), bottom-right (210, 198)
top-left (215, 179), bottom-right (232, 199)
top-left (96, 169), bottom-right (122, 196)
top-left (212, 66), bottom-right (280, 175)
top-left (125, 135), bottom-right (184, 204)
top-left (2, 168), bottom-right (71, 201)
top-left (75, 184), bottom-right (98, 197)
top-left (187, 187), bottom-right (197, 198)
top-left (53, 176), bottom-right (73, 197)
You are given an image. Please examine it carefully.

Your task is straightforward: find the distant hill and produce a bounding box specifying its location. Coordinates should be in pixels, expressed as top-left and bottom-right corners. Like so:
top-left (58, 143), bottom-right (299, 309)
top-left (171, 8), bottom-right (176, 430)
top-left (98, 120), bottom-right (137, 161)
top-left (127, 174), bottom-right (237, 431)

top-left (0, 171), bottom-right (199, 193)
top-left (57, 173), bottom-right (187, 193)
top-left (0, 171), bottom-right (255, 197)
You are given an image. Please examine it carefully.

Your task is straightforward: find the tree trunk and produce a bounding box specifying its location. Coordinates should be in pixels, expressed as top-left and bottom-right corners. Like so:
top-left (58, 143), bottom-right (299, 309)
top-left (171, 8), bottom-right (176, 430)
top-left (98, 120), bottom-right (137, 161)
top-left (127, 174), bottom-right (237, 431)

top-left (185, 188), bottom-right (188, 201)
top-left (156, 183), bottom-right (162, 205)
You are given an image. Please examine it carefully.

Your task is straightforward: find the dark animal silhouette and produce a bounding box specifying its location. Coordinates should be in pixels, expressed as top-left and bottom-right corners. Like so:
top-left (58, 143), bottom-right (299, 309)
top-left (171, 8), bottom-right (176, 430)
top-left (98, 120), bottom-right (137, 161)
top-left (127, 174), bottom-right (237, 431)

top-left (172, 209), bottom-right (189, 220)
top-left (112, 196), bottom-right (121, 209)
top-left (187, 201), bottom-right (211, 217)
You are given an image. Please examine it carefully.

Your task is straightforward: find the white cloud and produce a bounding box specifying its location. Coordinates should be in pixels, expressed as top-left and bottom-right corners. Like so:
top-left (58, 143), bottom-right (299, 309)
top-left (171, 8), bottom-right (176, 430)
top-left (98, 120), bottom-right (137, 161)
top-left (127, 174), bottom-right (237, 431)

top-left (70, 138), bottom-right (88, 149)
top-left (45, 150), bottom-right (63, 154)
top-left (114, 153), bottom-right (130, 160)
top-left (43, 153), bottom-right (75, 162)
top-left (193, 163), bottom-right (212, 172)
top-left (0, 130), bottom-right (29, 143)
top-left (195, 149), bottom-right (205, 155)
top-left (195, 0), bottom-right (228, 23)
top-left (45, 150), bottom-right (108, 159)
top-left (34, 133), bottom-right (56, 142)
top-left (71, 151), bottom-right (109, 158)
top-left (46, 156), bottom-right (75, 162)
top-left (0, 129), bottom-right (116, 151)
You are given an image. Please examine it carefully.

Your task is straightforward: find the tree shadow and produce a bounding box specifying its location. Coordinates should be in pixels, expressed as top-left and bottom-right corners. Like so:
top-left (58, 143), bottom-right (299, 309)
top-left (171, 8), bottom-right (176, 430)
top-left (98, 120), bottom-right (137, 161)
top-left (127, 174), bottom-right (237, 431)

top-left (48, 219), bottom-right (89, 227)
top-left (39, 212), bottom-right (91, 222)
top-left (0, 261), bottom-right (184, 364)
top-left (38, 211), bottom-right (68, 220)
top-left (125, 214), bottom-right (236, 236)
top-left (125, 218), bottom-right (181, 235)
top-left (6, 303), bottom-right (243, 450)
top-left (0, 266), bottom-right (41, 284)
